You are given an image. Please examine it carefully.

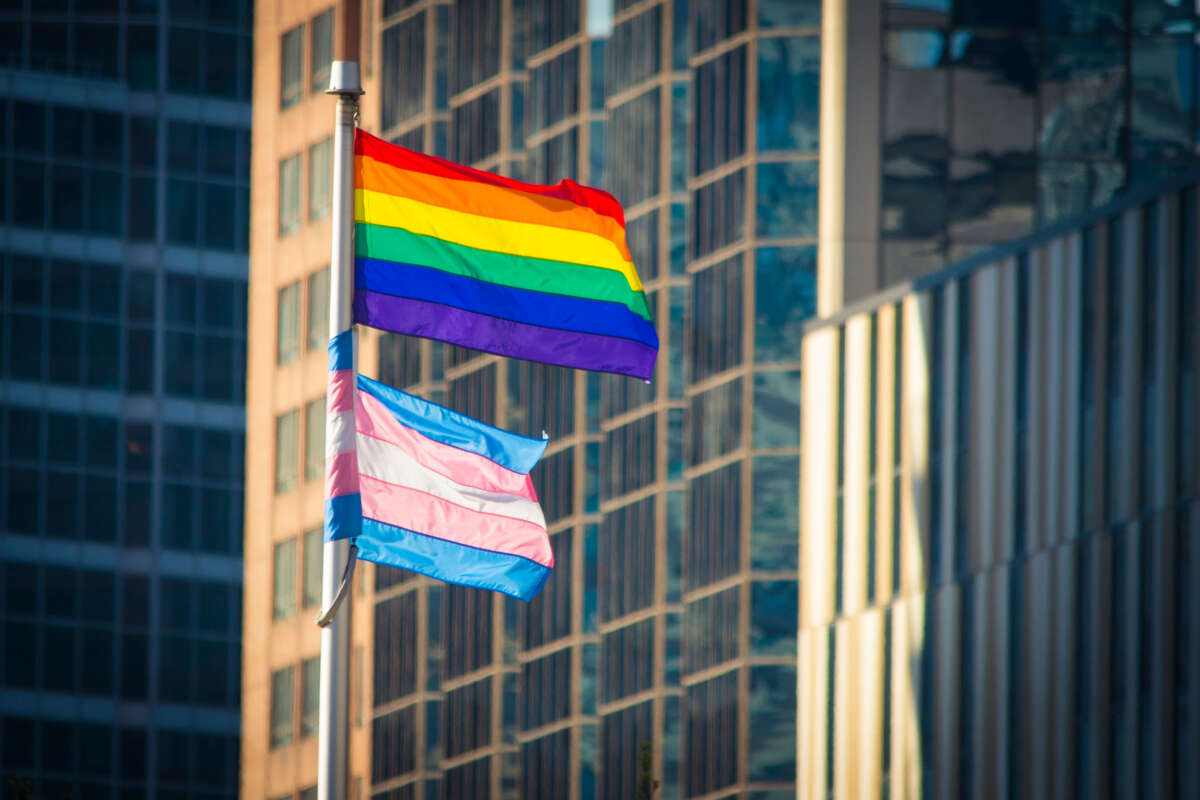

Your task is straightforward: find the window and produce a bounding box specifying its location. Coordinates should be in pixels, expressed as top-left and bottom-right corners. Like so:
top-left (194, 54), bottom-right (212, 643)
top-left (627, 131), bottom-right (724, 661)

top-left (279, 154), bottom-right (302, 235)
top-left (270, 666), bottom-right (295, 747)
top-left (274, 539), bottom-right (297, 620)
top-left (281, 24), bottom-right (305, 108)
top-left (303, 527), bottom-right (323, 609)
top-left (301, 656), bottom-right (320, 737)
top-left (305, 397), bottom-right (325, 482)
top-left (307, 267), bottom-right (330, 350)
top-left (310, 10), bottom-right (334, 93)
top-left (276, 411), bottom-right (299, 493)
top-left (309, 138), bottom-right (332, 221)
top-left (277, 281), bottom-right (301, 365)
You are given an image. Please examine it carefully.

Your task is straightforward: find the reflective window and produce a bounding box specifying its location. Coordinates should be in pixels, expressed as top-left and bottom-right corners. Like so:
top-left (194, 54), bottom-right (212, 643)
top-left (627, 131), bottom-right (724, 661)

top-left (607, 89), bottom-right (660, 207)
top-left (603, 414), bottom-right (656, 496)
top-left (1043, 0), bottom-right (1126, 33)
top-left (521, 730), bottom-right (571, 799)
top-left (310, 9), bottom-right (334, 93)
top-left (600, 701), bottom-right (653, 800)
top-left (301, 656), bottom-right (320, 737)
top-left (309, 137), bottom-right (332, 221)
top-left (694, 45), bottom-right (747, 175)
top-left (443, 584), bottom-right (493, 679)
top-left (691, 379), bottom-right (742, 464)
top-left (529, 47), bottom-right (580, 133)
top-left (277, 281), bottom-right (301, 365)
top-left (451, 0), bottom-right (501, 94)
top-left (1039, 36), bottom-right (1126, 160)
top-left (524, 530), bottom-right (573, 647)
top-left (303, 527), bottom-right (323, 610)
top-left (273, 538), bottom-right (297, 621)
top-left (522, 648), bottom-right (571, 728)
top-left (444, 677), bottom-right (491, 756)
top-left (685, 588), bottom-right (739, 673)
top-left (374, 591), bottom-right (418, 705)
top-left (750, 581), bottom-right (798, 655)
top-left (692, 169), bottom-right (746, 258)
top-left (279, 153), bottom-right (302, 235)
top-left (685, 671), bottom-right (738, 796)
top-left (748, 665), bottom-right (797, 780)
top-left (305, 396), bottom-right (325, 482)
top-left (691, 255), bottom-right (744, 381)
top-left (688, 463), bottom-right (741, 588)
top-left (270, 666), bottom-right (294, 747)
top-left (751, 456), bottom-right (800, 570)
top-left (275, 410), bottom-right (299, 493)
top-left (754, 370), bottom-right (801, 448)
top-left (607, 6), bottom-right (661, 95)
top-left (758, 36), bottom-right (820, 152)
top-left (755, 246), bottom-right (816, 363)
top-left (529, 126), bottom-right (578, 184)
top-left (281, 23), bottom-right (305, 108)
top-left (451, 89), bottom-right (501, 165)
top-left (1038, 160), bottom-right (1125, 224)
top-left (599, 497), bottom-right (655, 621)
top-left (381, 13), bottom-right (426, 130)
top-left (1131, 37), bottom-right (1195, 159)
top-left (528, 0), bottom-right (581, 53)
top-left (951, 33), bottom-right (1036, 159)
top-left (949, 157), bottom-right (1036, 243)
top-left (691, 0), bottom-right (748, 52)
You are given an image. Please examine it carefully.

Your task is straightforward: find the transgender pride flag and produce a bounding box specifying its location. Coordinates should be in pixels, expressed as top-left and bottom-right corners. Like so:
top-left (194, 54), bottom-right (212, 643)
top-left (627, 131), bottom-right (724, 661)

top-left (324, 330), bottom-right (553, 601)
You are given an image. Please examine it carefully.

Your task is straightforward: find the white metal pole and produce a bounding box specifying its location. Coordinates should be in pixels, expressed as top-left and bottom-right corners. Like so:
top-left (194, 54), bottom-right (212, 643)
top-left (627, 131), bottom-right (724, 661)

top-left (319, 60), bottom-right (362, 800)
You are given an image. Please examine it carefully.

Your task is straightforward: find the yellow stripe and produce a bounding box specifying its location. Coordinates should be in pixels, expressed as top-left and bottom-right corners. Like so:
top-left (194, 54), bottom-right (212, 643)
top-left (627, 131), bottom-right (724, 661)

top-left (354, 188), bottom-right (643, 293)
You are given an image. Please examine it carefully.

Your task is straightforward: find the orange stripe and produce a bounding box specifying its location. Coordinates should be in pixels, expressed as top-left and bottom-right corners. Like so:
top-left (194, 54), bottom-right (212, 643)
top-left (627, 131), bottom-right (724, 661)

top-left (355, 154), bottom-right (634, 262)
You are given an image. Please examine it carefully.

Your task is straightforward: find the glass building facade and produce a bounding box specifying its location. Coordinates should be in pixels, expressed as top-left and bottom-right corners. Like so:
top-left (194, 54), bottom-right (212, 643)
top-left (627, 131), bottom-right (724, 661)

top-left (362, 1), bottom-right (817, 799)
top-left (880, 0), bottom-right (1200, 285)
top-left (799, 179), bottom-right (1200, 798)
top-left (0, 1), bottom-right (251, 797)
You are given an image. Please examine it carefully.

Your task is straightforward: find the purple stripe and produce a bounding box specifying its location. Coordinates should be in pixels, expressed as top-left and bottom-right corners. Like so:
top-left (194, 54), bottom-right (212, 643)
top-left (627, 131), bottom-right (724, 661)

top-left (355, 289), bottom-right (658, 379)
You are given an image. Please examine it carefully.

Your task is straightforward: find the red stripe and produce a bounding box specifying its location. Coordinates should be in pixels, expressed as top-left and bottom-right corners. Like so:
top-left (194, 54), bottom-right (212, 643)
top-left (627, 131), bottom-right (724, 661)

top-left (354, 128), bottom-right (626, 227)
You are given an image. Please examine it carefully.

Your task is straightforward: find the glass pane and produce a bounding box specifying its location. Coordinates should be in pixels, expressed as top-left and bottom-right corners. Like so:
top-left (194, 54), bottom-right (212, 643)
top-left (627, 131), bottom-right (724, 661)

top-left (277, 281), bottom-right (301, 365)
top-left (753, 370), bottom-right (801, 448)
top-left (303, 527), bottom-right (323, 608)
top-left (305, 397), bottom-right (325, 481)
top-left (756, 161), bottom-right (818, 238)
top-left (271, 666), bottom-right (295, 746)
top-left (1039, 36), bottom-right (1126, 160)
top-left (307, 267), bottom-right (330, 350)
top-left (950, 32), bottom-right (1036, 159)
top-left (751, 456), bottom-right (800, 570)
top-left (301, 657), bottom-right (320, 736)
top-left (748, 665), bottom-right (797, 780)
top-left (274, 538), bottom-right (297, 620)
top-left (755, 246), bottom-right (816, 362)
top-left (310, 10), bottom-right (334, 93)
top-left (948, 157), bottom-right (1036, 245)
top-left (1131, 36), bottom-right (1195, 160)
top-left (757, 36), bottom-right (820, 152)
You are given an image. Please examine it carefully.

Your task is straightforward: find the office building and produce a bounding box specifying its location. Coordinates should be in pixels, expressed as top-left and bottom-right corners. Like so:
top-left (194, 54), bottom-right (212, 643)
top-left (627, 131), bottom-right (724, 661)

top-left (0, 1), bottom-right (252, 798)
top-left (246, 1), bottom-right (1200, 799)
top-left (798, 178), bottom-right (1200, 798)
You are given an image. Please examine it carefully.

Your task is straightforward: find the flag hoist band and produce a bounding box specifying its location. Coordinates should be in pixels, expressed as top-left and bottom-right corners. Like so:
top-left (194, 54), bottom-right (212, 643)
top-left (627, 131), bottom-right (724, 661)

top-left (316, 54), bottom-right (659, 800)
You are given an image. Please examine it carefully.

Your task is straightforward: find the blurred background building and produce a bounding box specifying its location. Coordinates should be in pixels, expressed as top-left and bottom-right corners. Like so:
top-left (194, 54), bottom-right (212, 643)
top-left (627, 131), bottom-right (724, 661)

top-left (245, 1), bottom-right (1200, 800)
top-left (799, 177), bottom-right (1199, 798)
top-left (0, 1), bottom-right (251, 798)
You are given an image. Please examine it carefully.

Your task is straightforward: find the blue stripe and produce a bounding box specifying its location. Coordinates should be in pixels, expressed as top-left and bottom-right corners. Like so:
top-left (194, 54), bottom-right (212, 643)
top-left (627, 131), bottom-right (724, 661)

top-left (355, 517), bottom-right (552, 601)
top-left (355, 374), bottom-right (547, 474)
top-left (355, 257), bottom-right (659, 347)
top-left (325, 494), bottom-right (362, 541)
top-left (329, 329), bottom-right (354, 371)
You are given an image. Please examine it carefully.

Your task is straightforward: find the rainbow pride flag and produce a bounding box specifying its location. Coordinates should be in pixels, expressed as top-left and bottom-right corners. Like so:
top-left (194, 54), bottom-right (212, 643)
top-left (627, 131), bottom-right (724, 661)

top-left (352, 129), bottom-right (659, 379)
top-left (325, 331), bottom-right (553, 600)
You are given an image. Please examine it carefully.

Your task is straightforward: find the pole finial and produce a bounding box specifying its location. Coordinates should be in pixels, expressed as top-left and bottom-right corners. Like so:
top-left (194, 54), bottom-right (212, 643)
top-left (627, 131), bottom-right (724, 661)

top-left (326, 61), bottom-right (363, 97)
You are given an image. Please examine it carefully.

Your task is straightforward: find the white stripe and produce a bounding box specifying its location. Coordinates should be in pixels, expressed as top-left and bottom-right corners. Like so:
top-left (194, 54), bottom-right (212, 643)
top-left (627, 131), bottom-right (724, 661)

top-left (355, 434), bottom-right (546, 528)
top-left (327, 410), bottom-right (356, 458)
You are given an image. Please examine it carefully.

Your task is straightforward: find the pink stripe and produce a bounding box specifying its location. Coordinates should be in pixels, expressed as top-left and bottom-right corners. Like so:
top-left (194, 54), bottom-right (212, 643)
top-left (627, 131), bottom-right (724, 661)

top-left (326, 449), bottom-right (359, 498)
top-left (359, 475), bottom-right (553, 567)
top-left (328, 370), bottom-right (355, 414)
top-left (357, 390), bottom-right (538, 499)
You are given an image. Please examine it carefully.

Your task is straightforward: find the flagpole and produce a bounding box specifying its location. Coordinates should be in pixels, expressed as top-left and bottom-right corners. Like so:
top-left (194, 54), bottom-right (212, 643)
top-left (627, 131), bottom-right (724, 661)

top-left (319, 60), bottom-right (362, 800)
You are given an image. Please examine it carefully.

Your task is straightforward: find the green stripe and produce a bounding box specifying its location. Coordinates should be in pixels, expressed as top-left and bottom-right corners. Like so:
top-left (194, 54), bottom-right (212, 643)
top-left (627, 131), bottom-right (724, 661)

top-left (355, 222), bottom-right (653, 321)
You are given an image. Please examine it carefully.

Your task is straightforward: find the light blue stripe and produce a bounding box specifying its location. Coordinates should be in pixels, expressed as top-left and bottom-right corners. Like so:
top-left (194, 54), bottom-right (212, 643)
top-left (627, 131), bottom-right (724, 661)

top-left (355, 517), bottom-right (552, 601)
top-left (328, 329), bottom-right (354, 371)
top-left (355, 374), bottom-right (548, 474)
top-left (325, 494), bottom-right (362, 541)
